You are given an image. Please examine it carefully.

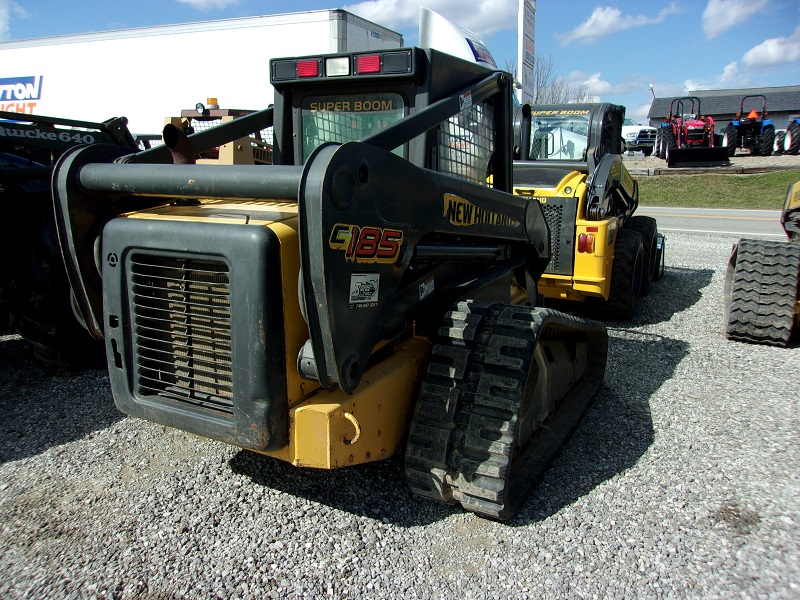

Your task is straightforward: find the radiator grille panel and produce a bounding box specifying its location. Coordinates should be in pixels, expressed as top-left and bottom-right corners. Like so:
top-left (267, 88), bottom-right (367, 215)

top-left (541, 204), bottom-right (563, 273)
top-left (131, 254), bottom-right (234, 414)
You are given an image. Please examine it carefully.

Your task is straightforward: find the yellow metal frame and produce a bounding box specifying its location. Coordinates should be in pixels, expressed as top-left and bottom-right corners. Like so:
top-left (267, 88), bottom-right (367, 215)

top-left (265, 336), bottom-right (430, 468)
top-left (515, 170), bottom-right (618, 302)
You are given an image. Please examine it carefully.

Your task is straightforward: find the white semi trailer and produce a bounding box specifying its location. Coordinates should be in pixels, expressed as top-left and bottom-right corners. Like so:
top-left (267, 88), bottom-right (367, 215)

top-left (0, 9), bottom-right (402, 133)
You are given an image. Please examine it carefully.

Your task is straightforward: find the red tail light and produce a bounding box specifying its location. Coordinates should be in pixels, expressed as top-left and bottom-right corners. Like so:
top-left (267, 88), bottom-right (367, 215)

top-left (357, 55), bottom-right (381, 74)
top-left (297, 60), bottom-right (319, 77)
top-left (578, 233), bottom-right (595, 253)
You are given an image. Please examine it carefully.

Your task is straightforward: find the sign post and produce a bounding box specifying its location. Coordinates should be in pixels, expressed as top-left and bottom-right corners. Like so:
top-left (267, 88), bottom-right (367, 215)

top-left (517, 0), bottom-right (536, 104)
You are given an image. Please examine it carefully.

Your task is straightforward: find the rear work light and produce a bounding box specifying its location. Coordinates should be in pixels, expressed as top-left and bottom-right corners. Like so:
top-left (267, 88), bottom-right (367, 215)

top-left (325, 56), bottom-right (350, 77)
top-left (357, 54), bottom-right (381, 74)
top-left (297, 60), bottom-right (320, 77)
top-left (577, 233), bottom-right (595, 254)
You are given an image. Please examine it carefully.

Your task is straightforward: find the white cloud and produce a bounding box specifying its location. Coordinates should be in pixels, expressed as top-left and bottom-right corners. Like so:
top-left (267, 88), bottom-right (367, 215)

top-left (566, 71), bottom-right (614, 95)
top-left (702, 0), bottom-right (769, 39)
top-left (565, 70), bottom-right (658, 97)
top-left (0, 0), bottom-right (27, 42)
top-left (175, 0), bottom-right (240, 10)
top-left (685, 61), bottom-right (740, 91)
top-left (742, 25), bottom-right (800, 67)
top-left (558, 3), bottom-right (680, 46)
top-left (342, 0), bottom-right (518, 38)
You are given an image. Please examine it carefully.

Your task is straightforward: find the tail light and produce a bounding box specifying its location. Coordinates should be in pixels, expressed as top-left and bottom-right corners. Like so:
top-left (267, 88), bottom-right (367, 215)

top-left (297, 60), bottom-right (320, 77)
top-left (357, 54), bottom-right (381, 74)
top-left (577, 233), bottom-right (595, 253)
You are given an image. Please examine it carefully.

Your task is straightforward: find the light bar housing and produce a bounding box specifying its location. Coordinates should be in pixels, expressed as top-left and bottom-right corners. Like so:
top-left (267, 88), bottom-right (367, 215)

top-left (271, 49), bottom-right (415, 83)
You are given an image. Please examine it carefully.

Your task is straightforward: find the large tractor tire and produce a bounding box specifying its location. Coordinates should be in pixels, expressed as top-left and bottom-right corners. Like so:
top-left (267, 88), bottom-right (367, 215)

top-left (405, 300), bottom-right (608, 520)
top-left (3, 198), bottom-right (105, 367)
top-left (774, 130), bottom-right (786, 155)
top-left (757, 124), bottom-right (775, 157)
top-left (653, 129), bottom-right (663, 159)
top-left (724, 238), bottom-right (800, 347)
top-left (663, 129), bottom-right (677, 164)
top-left (785, 122), bottom-right (800, 155)
top-left (624, 216), bottom-right (659, 295)
top-left (604, 228), bottom-right (644, 320)
top-left (723, 124), bottom-right (738, 157)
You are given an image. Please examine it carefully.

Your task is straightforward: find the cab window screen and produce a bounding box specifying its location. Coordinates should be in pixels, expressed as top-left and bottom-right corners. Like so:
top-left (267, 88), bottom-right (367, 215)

top-left (438, 101), bottom-right (494, 186)
top-left (301, 93), bottom-right (404, 161)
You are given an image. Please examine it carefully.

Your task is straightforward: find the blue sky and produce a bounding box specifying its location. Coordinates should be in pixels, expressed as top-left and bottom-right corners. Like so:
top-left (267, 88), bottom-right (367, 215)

top-left (1, 0), bottom-right (799, 122)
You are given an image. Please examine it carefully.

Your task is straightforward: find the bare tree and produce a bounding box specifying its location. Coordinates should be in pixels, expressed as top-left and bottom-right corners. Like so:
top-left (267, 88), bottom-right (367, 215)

top-left (505, 54), bottom-right (591, 104)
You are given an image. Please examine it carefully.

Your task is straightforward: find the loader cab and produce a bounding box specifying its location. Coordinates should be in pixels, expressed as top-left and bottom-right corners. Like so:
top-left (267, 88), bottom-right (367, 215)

top-left (517, 103), bottom-right (624, 166)
top-left (269, 47), bottom-right (514, 189)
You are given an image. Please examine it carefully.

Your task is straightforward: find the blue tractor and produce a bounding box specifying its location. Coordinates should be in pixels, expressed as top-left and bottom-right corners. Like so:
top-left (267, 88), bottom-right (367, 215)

top-left (722, 95), bottom-right (775, 156)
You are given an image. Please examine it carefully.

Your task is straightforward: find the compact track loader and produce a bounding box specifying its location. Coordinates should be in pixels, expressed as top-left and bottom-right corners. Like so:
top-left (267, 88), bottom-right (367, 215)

top-left (513, 104), bottom-right (664, 320)
top-left (724, 181), bottom-right (800, 346)
top-left (53, 47), bottom-right (608, 520)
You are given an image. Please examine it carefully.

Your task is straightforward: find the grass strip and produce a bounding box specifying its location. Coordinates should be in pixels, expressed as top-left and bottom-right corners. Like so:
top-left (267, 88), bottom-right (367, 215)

top-left (637, 169), bottom-right (800, 209)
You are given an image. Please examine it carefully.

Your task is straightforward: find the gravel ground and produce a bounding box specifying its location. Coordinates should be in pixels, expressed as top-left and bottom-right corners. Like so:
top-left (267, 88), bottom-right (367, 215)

top-left (1, 231), bottom-right (799, 599)
top-left (622, 150), bottom-right (800, 173)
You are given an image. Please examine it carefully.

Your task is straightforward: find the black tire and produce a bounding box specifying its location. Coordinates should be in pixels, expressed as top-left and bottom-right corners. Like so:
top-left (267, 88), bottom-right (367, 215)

top-left (757, 124), bottom-right (775, 156)
top-left (724, 238), bottom-right (800, 347)
top-left (663, 128), bottom-right (677, 163)
top-left (653, 234), bottom-right (666, 281)
top-left (774, 130), bottom-right (785, 155)
top-left (625, 216), bottom-right (658, 295)
top-left (785, 122), bottom-right (800, 155)
top-left (723, 124), bottom-right (738, 157)
top-left (653, 129), bottom-right (663, 159)
top-left (3, 197), bottom-right (105, 367)
top-left (405, 300), bottom-right (607, 520)
top-left (604, 228), bottom-right (644, 320)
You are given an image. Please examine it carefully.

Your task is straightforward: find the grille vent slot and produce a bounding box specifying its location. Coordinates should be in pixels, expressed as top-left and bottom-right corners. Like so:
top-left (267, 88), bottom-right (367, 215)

top-left (131, 254), bottom-right (234, 415)
top-left (541, 204), bottom-right (564, 273)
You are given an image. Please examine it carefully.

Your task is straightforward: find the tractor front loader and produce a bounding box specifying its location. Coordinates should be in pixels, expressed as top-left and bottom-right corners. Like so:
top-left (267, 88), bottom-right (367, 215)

top-left (52, 47), bottom-right (608, 520)
top-left (725, 181), bottom-right (800, 346)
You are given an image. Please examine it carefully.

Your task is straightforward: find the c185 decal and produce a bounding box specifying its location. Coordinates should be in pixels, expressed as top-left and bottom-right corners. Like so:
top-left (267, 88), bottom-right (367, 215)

top-left (329, 223), bottom-right (403, 263)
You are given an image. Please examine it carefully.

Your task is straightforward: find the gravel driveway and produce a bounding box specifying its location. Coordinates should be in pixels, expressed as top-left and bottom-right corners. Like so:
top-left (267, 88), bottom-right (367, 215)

top-left (1, 230), bottom-right (798, 598)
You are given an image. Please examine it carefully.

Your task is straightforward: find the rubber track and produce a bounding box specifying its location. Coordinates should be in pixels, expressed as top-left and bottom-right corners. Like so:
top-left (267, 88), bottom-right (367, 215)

top-left (405, 300), bottom-right (607, 520)
top-left (725, 238), bottom-right (800, 347)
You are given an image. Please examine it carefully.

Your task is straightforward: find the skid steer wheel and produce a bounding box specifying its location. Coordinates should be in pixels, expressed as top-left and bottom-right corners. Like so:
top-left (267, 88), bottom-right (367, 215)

top-left (604, 229), bottom-right (644, 320)
top-left (4, 210), bottom-right (105, 367)
top-left (405, 300), bottom-right (607, 520)
top-left (724, 238), bottom-right (800, 347)
top-left (624, 216), bottom-right (658, 295)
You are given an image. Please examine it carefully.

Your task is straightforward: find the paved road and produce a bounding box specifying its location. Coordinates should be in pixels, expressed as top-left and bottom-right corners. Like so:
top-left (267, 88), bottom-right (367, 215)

top-left (637, 206), bottom-right (785, 238)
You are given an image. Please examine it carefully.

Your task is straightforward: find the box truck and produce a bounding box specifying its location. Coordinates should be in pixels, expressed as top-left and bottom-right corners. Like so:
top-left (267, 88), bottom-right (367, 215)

top-left (0, 9), bottom-right (402, 133)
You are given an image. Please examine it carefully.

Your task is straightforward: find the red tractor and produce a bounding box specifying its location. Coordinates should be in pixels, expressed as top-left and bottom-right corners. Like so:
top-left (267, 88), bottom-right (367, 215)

top-left (654, 96), bottom-right (728, 167)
